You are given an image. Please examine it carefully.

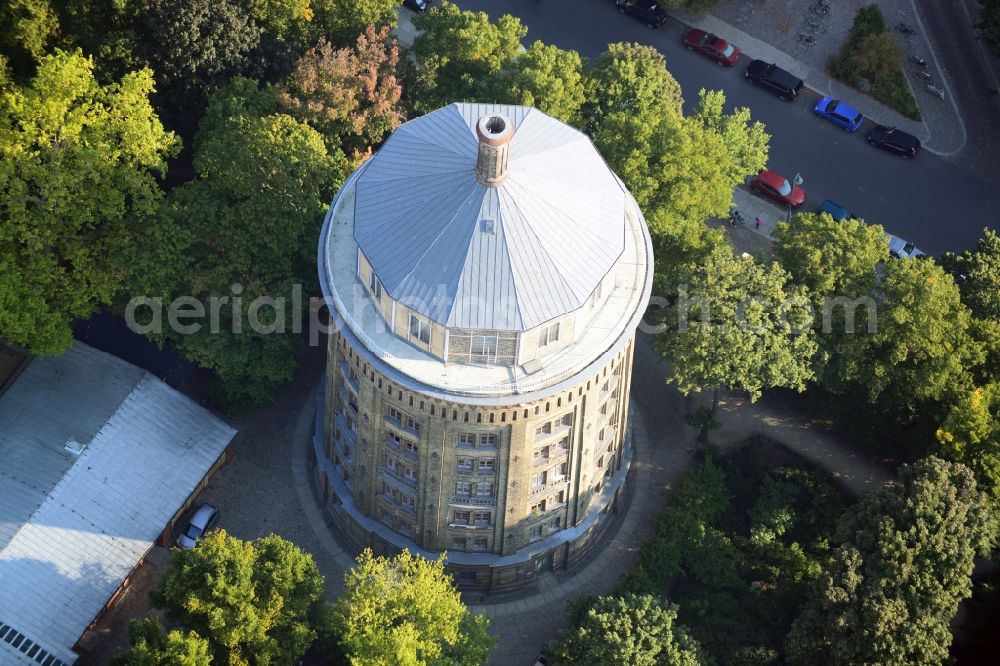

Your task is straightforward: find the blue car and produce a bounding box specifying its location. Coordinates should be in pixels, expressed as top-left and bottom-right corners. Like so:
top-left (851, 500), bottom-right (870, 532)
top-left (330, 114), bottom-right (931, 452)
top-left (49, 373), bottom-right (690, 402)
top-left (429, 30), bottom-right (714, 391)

top-left (814, 97), bottom-right (864, 132)
top-left (816, 199), bottom-right (854, 221)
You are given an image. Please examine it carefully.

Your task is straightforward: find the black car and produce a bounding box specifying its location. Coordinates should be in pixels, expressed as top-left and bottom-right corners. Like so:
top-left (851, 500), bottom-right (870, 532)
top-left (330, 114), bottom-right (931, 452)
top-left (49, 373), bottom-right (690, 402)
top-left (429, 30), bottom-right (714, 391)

top-left (615, 1), bottom-right (668, 29)
top-left (866, 125), bottom-right (921, 158)
top-left (744, 60), bottom-right (804, 101)
top-left (402, 0), bottom-right (432, 11)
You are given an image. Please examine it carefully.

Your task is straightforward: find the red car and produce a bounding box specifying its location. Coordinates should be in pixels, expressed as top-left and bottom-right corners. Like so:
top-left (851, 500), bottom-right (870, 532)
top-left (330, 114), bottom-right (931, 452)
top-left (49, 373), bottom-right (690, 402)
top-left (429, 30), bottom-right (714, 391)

top-left (750, 170), bottom-right (806, 207)
top-left (682, 29), bottom-right (741, 66)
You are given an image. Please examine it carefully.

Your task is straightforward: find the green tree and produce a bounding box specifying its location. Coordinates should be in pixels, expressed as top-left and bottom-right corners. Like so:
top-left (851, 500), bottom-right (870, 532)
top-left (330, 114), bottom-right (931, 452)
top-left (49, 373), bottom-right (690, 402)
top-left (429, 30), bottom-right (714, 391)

top-left (656, 250), bottom-right (817, 437)
top-left (152, 531), bottom-right (324, 666)
top-left (410, 2), bottom-right (526, 113)
top-left (247, 0), bottom-right (315, 46)
top-left (503, 41), bottom-right (585, 124)
top-left (941, 227), bottom-right (1000, 322)
top-left (125, 78), bottom-right (343, 407)
top-left (0, 49), bottom-right (177, 354)
top-left (140, 0), bottom-right (261, 93)
top-left (787, 457), bottom-right (998, 665)
top-left (848, 32), bottom-right (903, 88)
top-left (691, 88), bottom-right (770, 187)
top-left (550, 594), bottom-right (705, 666)
top-left (312, 0), bottom-right (397, 47)
top-left (111, 619), bottom-right (211, 666)
top-left (584, 44), bottom-right (742, 237)
top-left (773, 212), bottom-right (888, 300)
top-left (937, 383), bottom-right (1000, 499)
top-left (830, 258), bottom-right (981, 416)
top-left (0, 0), bottom-right (58, 66)
top-left (332, 549), bottom-right (495, 666)
top-left (276, 26), bottom-right (403, 156)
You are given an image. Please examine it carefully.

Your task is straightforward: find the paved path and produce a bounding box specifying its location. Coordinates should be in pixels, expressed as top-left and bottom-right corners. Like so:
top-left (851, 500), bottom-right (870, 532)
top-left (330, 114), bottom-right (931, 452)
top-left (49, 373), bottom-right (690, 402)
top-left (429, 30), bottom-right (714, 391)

top-left (708, 391), bottom-right (893, 496)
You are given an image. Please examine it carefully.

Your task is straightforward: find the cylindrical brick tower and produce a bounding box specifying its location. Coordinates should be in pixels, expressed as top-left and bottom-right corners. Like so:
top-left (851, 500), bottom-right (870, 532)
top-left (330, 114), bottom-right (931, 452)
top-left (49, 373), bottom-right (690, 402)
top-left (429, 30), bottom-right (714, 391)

top-left (314, 103), bottom-right (653, 591)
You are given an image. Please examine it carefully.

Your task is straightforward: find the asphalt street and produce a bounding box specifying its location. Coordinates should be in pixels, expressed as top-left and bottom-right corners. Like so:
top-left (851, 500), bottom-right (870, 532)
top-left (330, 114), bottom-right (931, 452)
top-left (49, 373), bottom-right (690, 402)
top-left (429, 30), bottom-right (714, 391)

top-left (452, 0), bottom-right (1000, 256)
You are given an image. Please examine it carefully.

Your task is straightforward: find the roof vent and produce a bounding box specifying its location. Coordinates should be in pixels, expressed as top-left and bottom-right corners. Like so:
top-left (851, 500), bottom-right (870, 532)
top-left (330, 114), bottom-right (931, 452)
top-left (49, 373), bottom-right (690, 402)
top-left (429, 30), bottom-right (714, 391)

top-left (64, 437), bottom-right (87, 456)
top-left (475, 115), bottom-right (513, 186)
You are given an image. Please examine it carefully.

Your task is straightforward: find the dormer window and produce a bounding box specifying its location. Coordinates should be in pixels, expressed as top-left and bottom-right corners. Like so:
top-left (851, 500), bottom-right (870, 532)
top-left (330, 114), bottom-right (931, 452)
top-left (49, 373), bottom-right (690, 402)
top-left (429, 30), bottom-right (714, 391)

top-left (409, 315), bottom-right (430, 344)
top-left (538, 322), bottom-right (560, 348)
top-left (369, 272), bottom-right (382, 300)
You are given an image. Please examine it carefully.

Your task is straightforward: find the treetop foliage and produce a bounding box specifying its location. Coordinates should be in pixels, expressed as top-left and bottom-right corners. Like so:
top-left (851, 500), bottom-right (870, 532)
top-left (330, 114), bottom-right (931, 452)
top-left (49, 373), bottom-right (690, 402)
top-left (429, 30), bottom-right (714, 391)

top-left (0, 48), bottom-right (178, 354)
top-left (152, 530), bottom-right (325, 666)
top-left (332, 549), bottom-right (495, 666)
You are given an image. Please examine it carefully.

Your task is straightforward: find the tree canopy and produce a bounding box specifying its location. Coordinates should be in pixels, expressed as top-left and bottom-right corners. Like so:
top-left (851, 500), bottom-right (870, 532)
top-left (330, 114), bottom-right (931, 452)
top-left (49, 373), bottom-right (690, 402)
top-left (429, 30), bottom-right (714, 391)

top-left (503, 41), bottom-right (586, 124)
top-left (550, 594), bottom-right (705, 666)
top-left (773, 212), bottom-right (889, 300)
top-left (0, 49), bottom-right (177, 354)
top-left (275, 26), bottom-right (404, 156)
top-left (312, 0), bottom-right (398, 48)
top-left (937, 383), bottom-right (1000, 500)
top-left (152, 531), bottom-right (324, 666)
top-left (332, 549), bottom-right (495, 666)
top-left (410, 2), bottom-right (526, 113)
top-left (941, 227), bottom-right (1000, 322)
top-left (124, 77), bottom-right (344, 407)
top-left (787, 457), bottom-right (997, 665)
top-left (656, 249), bottom-right (817, 413)
top-left (829, 258), bottom-right (981, 417)
top-left (111, 619), bottom-right (212, 666)
top-left (0, 0), bottom-right (59, 68)
top-left (140, 0), bottom-right (261, 94)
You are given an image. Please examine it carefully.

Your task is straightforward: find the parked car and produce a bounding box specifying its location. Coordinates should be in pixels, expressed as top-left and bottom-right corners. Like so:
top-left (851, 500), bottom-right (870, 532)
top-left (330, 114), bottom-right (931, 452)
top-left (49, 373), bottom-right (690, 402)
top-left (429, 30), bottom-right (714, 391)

top-left (867, 125), bottom-right (921, 158)
top-left (176, 503), bottom-right (220, 549)
top-left (682, 29), bottom-right (740, 66)
top-left (814, 97), bottom-right (864, 132)
top-left (886, 233), bottom-right (926, 259)
top-left (402, 0), bottom-right (432, 11)
top-left (750, 170), bottom-right (806, 207)
top-left (615, 0), bottom-right (668, 28)
top-left (816, 199), bottom-right (854, 221)
top-left (744, 60), bottom-right (804, 101)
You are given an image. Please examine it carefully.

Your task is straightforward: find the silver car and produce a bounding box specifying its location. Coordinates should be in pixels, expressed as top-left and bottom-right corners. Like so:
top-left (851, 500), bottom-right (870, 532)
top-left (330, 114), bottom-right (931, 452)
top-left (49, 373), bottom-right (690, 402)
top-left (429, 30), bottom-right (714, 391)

top-left (176, 503), bottom-right (219, 549)
top-left (886, 233), bottom-right (926, 259)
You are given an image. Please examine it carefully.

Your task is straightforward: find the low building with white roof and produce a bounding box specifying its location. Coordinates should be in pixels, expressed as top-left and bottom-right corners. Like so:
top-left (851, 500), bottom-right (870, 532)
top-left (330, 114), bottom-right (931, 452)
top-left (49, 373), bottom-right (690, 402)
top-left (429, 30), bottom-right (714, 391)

top-left (0, 342), bottom-right (237, 664)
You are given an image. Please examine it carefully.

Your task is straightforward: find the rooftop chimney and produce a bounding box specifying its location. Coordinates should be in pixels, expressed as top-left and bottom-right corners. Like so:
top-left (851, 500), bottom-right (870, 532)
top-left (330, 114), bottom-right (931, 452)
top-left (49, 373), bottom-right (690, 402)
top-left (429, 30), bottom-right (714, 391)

top-left (475, 115), bottom-right (513, 186)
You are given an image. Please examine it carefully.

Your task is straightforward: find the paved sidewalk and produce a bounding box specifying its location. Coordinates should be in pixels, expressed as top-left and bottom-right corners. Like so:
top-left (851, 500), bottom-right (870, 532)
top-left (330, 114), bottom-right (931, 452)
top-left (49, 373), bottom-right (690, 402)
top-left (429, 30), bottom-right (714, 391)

top-left (680, 0), bottom-right (966, 155)
top-left (706, 391), bottom-right (893, 496)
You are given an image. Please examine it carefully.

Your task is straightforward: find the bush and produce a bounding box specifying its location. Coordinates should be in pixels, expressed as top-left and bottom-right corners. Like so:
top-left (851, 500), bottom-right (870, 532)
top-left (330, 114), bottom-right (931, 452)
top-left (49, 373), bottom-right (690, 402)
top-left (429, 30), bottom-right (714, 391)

top-left (828, 4), bottom-right (921, 120)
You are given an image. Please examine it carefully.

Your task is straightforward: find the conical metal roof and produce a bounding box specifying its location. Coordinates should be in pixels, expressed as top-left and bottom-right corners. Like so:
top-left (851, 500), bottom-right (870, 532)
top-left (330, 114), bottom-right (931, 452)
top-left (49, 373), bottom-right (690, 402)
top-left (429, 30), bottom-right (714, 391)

top-left (353, 103), bottom-right (628, 332)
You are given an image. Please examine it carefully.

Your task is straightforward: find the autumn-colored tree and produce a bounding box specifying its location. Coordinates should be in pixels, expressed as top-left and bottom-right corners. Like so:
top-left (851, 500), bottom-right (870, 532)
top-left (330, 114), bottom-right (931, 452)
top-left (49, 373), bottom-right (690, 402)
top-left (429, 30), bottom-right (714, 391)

top-left (276, 25), bottom-right (403, 156)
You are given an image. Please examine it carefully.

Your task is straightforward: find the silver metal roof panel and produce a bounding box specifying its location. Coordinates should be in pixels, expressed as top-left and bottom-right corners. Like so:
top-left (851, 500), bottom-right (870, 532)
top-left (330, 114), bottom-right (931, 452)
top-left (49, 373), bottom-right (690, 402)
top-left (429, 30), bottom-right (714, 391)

top-left (353, 103), bottom-right (627, 331)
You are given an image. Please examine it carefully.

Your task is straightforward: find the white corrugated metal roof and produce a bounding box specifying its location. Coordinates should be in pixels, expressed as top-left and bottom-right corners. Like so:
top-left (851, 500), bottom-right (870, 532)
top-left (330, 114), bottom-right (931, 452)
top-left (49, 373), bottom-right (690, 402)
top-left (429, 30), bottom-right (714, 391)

top-left (353, 103), bottom-right (628, 331)
top-left (0, 343), bottom-right (237, 664)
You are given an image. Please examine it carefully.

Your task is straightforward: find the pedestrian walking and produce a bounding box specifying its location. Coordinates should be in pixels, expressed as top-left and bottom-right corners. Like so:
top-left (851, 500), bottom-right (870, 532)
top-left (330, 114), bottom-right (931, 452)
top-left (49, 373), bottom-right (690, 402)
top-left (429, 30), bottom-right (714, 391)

top-left (755, 216), bottom-right (763, 230)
